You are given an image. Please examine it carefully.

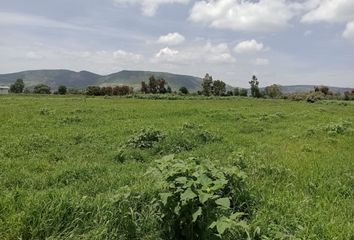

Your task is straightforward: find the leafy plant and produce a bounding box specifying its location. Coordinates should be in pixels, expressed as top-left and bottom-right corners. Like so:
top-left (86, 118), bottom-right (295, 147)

top-left (128, 128), bottom-right (164, 149)
top-left (324, 121), bottom-right (352, 135)
top-left (154, 155), bottom-right (252, 239)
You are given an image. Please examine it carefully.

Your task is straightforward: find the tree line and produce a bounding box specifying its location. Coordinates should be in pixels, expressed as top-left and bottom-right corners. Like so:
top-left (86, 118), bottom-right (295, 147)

top-left (6, 76), bottom-right (354, 101)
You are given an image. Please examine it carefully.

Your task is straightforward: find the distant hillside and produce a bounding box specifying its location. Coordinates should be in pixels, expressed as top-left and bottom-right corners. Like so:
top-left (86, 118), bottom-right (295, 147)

top-left (0, 69), bottom-right (203, 91)
top-left (279, 85), bottom-right (351, 94)
top-left (99, 70), bottom-right (202, 91)
top-left (0, 70), bottom-right (101, 89)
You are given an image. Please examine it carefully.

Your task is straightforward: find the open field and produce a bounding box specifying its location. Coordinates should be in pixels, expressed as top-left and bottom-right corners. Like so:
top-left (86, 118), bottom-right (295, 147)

top-left (0, 95), bottom-right (353, 239)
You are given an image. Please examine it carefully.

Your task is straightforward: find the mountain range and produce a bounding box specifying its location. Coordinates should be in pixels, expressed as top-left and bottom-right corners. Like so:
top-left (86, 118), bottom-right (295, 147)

top-left (0, 69), bottom-right (352, 93)
top-left (0, 69), bottom-right (202, 92)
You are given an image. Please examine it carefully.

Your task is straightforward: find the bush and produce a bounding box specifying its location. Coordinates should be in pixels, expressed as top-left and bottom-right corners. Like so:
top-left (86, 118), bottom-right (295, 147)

top-left (154, 123), bottom-right (220, 154)
top-left (155, 155), bottom-right (252, 239)
top-left (324, 121), bottom-right (352, 135)
top-left (179, 86), bottom-right (189, 95)
top-left (33, 84), bottom-right (51, 94)
top-left (10, 79), bottom-right (25, 93)
top-left (58, 85), bottom-right (67, 95)
top-left (86, 86), bottom-right (101, 96)
top-left (127, 128), bottom-right (164, 149)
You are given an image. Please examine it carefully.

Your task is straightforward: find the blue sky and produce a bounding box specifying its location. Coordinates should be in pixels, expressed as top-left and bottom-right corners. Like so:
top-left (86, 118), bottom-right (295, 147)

top-left (0, 0), bottom-right (353, 87)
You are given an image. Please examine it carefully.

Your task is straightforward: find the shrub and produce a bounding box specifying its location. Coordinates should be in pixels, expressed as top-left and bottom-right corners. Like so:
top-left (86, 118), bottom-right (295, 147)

top-left (86, 86), bottom-right (101, 96)
top-left (155, 155), bottom-right (252, 239)
top-left (239, 89), bottom-right (248, 97)
top-left (179, 86), bottom-right (189, 95)
top-left (127, 128), bottom-right (164, 149)
top-left (154, 123), bottom-right (220, 154)
top-left (33, 84), bottom-right (51, 94)
top-left (58, 85), bottom-right (67, 95)
top-left (10, 79), bottom-right (25, 93)
top-left (306, 91), bottom-right (325, 103)
top-left (324, 121), bottom-right (352, 135)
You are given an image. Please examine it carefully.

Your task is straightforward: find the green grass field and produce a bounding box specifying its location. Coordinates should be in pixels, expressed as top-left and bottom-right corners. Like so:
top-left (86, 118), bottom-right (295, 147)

top-left (0, 95), bottom-right (353, 239)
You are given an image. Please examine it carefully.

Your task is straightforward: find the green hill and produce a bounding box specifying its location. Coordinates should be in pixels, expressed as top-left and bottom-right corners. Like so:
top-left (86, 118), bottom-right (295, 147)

top-left (0, 70), bottom-right (101, 89)
top-left (0, 69), bottom-right (203, 92)
top-left (98, 70), bottom-right (202, 91)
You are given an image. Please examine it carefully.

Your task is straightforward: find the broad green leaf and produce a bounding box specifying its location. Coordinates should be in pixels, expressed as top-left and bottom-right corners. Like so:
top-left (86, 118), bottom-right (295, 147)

top-left (159, 192), bottom-right (172, 205)
top-left (199, 192), bottom-right (212, 204)
top-left (215, 197), bottom-right (230, 209)
top-left (230, 212), bottom-right (245, 220)
top-left (181, 188), bottom-right (197, 201)
top-left (192, 207), bottom-right (202, 222)
top-left (215, 217), bottom-right (232, 235)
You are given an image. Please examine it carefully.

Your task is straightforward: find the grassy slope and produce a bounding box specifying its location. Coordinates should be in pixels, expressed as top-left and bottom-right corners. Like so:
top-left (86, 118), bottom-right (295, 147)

top-left (0, 95), bottom-right (353, 239)
top-left (99, 70), bottom-right (202, 91)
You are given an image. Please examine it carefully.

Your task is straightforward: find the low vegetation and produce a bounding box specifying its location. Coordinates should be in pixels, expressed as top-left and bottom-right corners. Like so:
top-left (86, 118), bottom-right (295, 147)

top-left (0, 95), bottom-right (353, 239)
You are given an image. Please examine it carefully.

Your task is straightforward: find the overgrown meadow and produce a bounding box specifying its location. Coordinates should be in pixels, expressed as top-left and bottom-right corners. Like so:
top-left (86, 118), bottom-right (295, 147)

top-left (0, 95), bottom-right (353, 239)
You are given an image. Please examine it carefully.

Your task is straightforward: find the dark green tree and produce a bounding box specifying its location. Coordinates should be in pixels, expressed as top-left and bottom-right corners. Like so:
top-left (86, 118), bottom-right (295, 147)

top-left (166, 86), bottom-right (172, 93)
top-left (213, 80), bottom-right (226, 96)
top-left (58, 85), bottom-right (67, 95)
top-left (86, 86), bottom-right (101, 96)
top-left (157, 78), bottom-right (167, 94)
top-left (179, 86), bottom-right (189, 94)
top-left (10, 79), bottom-right (25, 93)
top-left (249, 75), bottom-right (261, 98)
top-left (141, 81), bottom-right (149, 93)
top-left (34, 84), bottom-right (51, 94)
top-left (239, 88), bottom-right (248, 96)
top-left (233, 88), bottom-right (240, 96)
top-left (149, 75), bottom-right (158, 94)
top-left (202, 74), bottom-right (213, 96)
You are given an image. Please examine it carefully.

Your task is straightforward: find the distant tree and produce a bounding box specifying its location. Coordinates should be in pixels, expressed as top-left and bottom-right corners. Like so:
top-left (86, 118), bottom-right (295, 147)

top-left (239, 88), bottom-right (248, 97)
top-left (265, 84), bottom-right (282, 98)
top-left (213, 80), bottom-right (226, 96)
top-left (315, 86), bottom-right (329, 95)
top-left (86, 86), bottom-right (101, 96)
top-left (179, 86), bottom-right (189, 94)
top-left (101, 86), bottom-right (113, 96)
top-left (202, 73), bottom-right (213, 96)
top-left (10, 79), bottom-right (25, 93)
top-left (141, 81), bottom-right (149, 93)
top-left (113, 85), bottom-right (133, 96)
top-left (157, 78), bottom-right (167, 94)
top-left (233, 88), bottom-right (240, 96)
top-left (166, 86), bottom-right (172, 94)
top-left (149, 75), bottom-right (158, 94)
top-left (226, 90), bottom-right (233, 96)
top-left (249, 75), bottom-right (261, 98)
top-left (24, 88), bottom-right (31, 94)
top-left (58, 85), bottom-right (67, 95)
top-left (34, 84), bottom-right (51, 94)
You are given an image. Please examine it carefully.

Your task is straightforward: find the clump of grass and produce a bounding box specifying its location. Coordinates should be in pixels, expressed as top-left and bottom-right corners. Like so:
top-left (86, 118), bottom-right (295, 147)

top-left (60, 115), bottom-right (82, 124)
top-left (324, 121), bottom-right (352, 136)
top-left (39, 107), bottom-right (54, 116)
top-left (154, 123), bottom-right (220, 154)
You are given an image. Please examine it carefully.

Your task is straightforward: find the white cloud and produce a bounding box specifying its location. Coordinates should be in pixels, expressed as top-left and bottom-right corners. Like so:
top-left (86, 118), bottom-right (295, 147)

top-left (302, 0), bottom-right (354, 23)
top-left (113, 50), bottom-right (144, 62)
top-left (157, 32), bottom-right (185, 45)
top-left (343, 21), bottom-right (354, 41)
top-left (152, 42), bottom-right (236, 64)
top-left (189, 0), bottom-right (304, 32)
top-left (155, 47), bottom-right (179, 60)
top-left (0, 11), bottom-right (87, 30)
top-left (113, 0), bottom-right (190, 16)
top-left (234, 39), bottom-right (264, 54)
top-left (26, 51), bottom-right (43, 60)
top-left (253, 58), bottom-right (269, 65)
